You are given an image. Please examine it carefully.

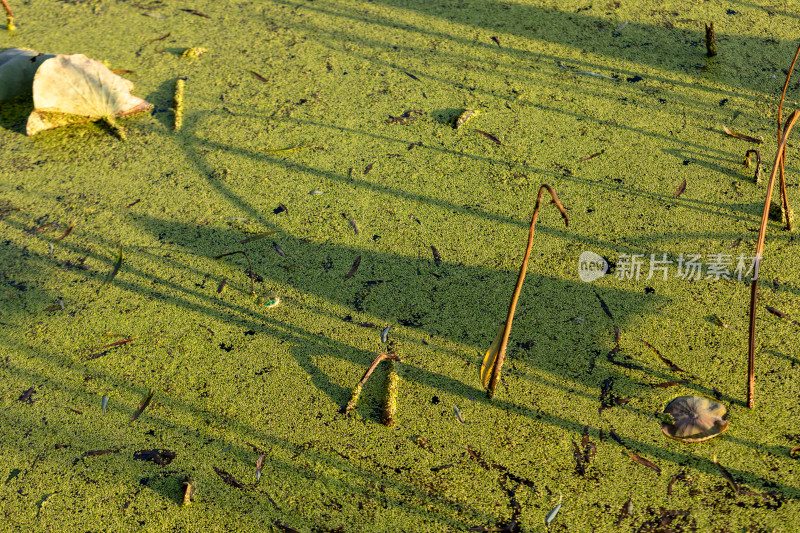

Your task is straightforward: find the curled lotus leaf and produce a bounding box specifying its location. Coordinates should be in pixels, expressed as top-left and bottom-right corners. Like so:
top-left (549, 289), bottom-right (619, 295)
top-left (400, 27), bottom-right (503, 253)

top-left (27, 54), bottom-right (152, 135)
top-left (661, 395), bottom-right (729, 443)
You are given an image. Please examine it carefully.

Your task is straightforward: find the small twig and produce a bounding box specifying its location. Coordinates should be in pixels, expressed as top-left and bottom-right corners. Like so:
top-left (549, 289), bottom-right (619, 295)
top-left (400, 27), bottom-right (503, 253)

top-left (483, 185), bottom-right (569, 398)
top-left (1, 0), bottom-right (15, 31)
top-left (777, 43), bottom-right (800, 231)
top-left (705, 22), bottom-right (717, 57)
top-left (343, 351), bottom-right (400, 414)
top-left (747, 109), bottom-right (800, 408)
top-left (381, 360), bottom-right (398, 426)
top-left (173, 77), bottom-right (185, 132)
top-left (214, 250), bottom-right (255, 296)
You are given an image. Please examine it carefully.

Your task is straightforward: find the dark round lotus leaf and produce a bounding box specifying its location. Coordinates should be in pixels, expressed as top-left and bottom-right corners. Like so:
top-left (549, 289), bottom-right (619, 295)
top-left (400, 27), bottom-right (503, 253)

top-left (661, 395), bottom-right (729, 443)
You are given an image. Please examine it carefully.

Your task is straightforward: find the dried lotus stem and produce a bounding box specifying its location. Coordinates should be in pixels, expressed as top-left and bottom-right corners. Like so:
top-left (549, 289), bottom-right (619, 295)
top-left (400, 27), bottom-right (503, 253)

top-left (343, 351), bottom-right (400, 414)
top-left (482, 184), bottom-right (569, 398)
top-left (1, 0), bottom-right (14, 31)
top-left (382, 360), bottom-right (398, 426)
top-left (744, 149), bottom-right (761, 183)
top-left (173, 77), bottom-right (185, 132)
top-left (747, 109), bottom-right (800, 409)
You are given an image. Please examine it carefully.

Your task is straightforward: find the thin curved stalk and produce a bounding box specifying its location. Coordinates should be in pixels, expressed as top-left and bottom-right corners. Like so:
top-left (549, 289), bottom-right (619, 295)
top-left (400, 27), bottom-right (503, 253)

top-left (777, 43), bottom-right (800, 230)
top-left (747, 109), bottom-right (800, 409)
top-left (483, 184), bottom-right (569, 398)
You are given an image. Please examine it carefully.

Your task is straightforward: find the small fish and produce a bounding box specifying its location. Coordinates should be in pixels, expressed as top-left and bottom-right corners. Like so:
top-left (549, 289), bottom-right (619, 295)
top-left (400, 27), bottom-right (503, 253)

top-left (103, 245), bottom-right (124, 286)
top-left (180, 8), bottom-right (211, 18)
top-left (404, 71), bottom-right (420, 81)
top-left (272, 242), bottom-right (286, 257)
top-left (55, 221), bottom-right (75, 242)
top-left (101, 396), bottom-right (109, 414)
top-left (453, 405), bottom-right (465, 423)
top-left (309, 190), bottom-right (325, 195)
top-left (579, 149), bottom-right (605, 162)
top-left (348, 218), bottom-right (359, 235)
top-left (711, 315), bottom-right (728, 328)
top-left (363, 163), bottom-right (373, 175)
top-left (18, 387), bottom-right (36, 403)
top-left (673, 179), bottom-right (687, 198)
top-left (131, 389), bottom-right (154, 422)
top-left (545, 492), bottom-right (563, 525)
top-left (344, 255), bottom-right (361, 280)
top-left (381, 326), bottom-right (391, 343)
top-left (250, 71), bottom-right (268, 82)
top-left (256, 454), bottom-right (265, 482)
top-left (628, 452), bottom-right (661, 474)
top-left (431, 246), bottom-right (442, 266)
top-left (454, 109), bottom-right (478, 129)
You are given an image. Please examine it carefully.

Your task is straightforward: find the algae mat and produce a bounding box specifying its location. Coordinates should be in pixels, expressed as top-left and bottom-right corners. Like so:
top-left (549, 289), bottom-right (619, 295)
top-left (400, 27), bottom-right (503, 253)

top-left (1, 0), bottom-right (800, 531)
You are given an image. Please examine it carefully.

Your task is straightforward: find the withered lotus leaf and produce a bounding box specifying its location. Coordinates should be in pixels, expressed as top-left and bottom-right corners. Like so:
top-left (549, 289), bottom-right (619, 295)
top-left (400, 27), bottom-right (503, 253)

top-left (27, 54), bottom-right (152, 136)
top-left (661, 395), bottom-right (729, 443)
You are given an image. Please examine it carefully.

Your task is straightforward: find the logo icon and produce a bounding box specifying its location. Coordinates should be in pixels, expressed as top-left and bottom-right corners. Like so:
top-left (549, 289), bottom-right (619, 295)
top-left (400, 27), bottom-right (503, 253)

top-left (578, 251), bottom-right (608, 282)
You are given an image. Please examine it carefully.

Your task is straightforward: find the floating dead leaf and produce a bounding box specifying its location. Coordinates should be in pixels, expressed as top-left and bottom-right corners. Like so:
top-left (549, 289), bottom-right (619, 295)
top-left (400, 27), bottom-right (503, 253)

top-left (26, 54), bottom-right (153, 136)
top-left (182, 476), bottom-right (195, 506)
top-left (722, 126), bottom-right (762, 144)
top-left (673, 179), bottom-right (686, 198)
top-left (661, 395), bottom-right (728, 443)
top-left (628, 452), bottom-right (661, 474)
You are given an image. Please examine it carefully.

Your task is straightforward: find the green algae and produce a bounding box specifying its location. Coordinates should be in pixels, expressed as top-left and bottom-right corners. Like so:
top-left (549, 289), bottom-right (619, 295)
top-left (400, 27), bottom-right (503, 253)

top-left (1, 0), bottom-right (800, 531)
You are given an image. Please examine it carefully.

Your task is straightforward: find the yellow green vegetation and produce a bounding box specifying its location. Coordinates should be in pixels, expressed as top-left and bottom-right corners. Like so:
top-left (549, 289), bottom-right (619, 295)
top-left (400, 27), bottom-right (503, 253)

top-left (1, 0), bottom-right (800, 531)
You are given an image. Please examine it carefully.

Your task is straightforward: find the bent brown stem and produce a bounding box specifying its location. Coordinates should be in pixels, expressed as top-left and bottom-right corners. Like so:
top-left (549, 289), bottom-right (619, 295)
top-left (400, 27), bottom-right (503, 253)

top-left (747, 109), bottom-right (800, 409)
top-left (485, 184), bottom-right (569, 398)
top-left (214, 250), bottom-right (255, 296)
top-left (777, 43), bottom-right (800, 230)
top-left (343, 351), bottom-right (400, 414)
top-left (1, 0), bottom-right (14, 31)
top-left (744, 149), bottom-right (761, 183)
